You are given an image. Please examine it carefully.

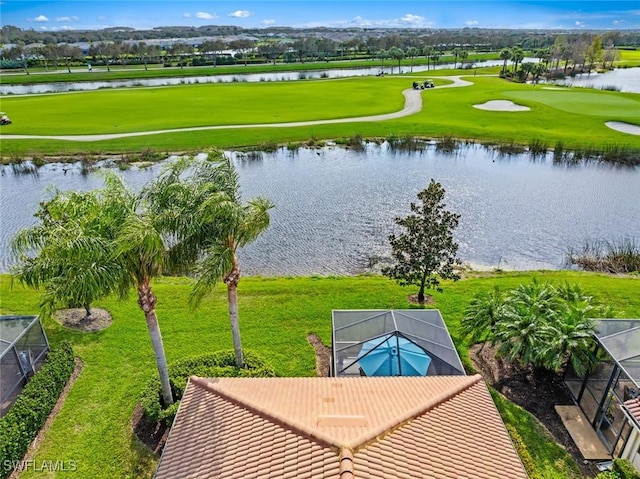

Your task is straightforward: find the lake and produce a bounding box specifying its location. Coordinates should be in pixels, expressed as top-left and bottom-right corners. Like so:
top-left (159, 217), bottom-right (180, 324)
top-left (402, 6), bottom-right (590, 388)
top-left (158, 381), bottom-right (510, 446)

top-left (557, 67), bottom-right (640, 93)
top-left (0, 59), bottom-right (526, 95)
top-left (1, 143), bottom-right (638, 275)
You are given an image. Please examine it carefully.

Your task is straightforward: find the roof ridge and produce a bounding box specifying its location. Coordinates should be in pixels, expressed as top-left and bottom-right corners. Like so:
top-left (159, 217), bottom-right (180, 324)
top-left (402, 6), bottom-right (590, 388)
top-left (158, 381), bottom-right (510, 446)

top-left (189, 376), bottom-right (342, 449)
top-left (350, 374), bottom-right (483, 450)
top-left (338, 446), bottom-right (354, 479)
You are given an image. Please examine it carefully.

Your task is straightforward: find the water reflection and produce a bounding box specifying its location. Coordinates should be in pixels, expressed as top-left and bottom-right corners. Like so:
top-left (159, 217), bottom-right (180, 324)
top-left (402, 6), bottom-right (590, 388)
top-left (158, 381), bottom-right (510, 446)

top-left (556, 67), bottom-right (640, 93)
top-left (1, 143), bottom-right (638, 275)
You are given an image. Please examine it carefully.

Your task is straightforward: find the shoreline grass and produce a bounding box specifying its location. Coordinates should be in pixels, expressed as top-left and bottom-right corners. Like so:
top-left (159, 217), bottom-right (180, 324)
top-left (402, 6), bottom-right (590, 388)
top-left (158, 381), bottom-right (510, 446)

top-left (1, 271), bottom-right (638, 478)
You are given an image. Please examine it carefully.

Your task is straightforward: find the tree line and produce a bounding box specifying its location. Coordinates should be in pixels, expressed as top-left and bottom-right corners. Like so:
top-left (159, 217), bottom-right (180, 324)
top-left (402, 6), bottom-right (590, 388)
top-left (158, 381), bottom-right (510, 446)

top-left (1, 31), bottom-right (623, 78)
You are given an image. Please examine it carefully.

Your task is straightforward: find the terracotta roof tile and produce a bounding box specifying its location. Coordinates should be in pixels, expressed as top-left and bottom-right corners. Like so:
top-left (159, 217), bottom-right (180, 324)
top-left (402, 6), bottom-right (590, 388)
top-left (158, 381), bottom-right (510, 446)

top-left (155, 376), bottom-right (528, 479)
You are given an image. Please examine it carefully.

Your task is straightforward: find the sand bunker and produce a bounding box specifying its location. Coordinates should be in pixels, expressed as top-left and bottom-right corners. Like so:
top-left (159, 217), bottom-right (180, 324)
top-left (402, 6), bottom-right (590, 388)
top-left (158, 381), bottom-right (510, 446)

top-left (605, 121), bottom-right (640, 136)
top-left (473, 100), bottom-right (530, 112)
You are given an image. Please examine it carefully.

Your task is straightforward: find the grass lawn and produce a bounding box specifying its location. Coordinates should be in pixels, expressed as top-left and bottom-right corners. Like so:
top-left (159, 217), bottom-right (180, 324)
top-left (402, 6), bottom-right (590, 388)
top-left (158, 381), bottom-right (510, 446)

top-left (1, 72), bottom-right (638, 157)
top-left (1, 271), bottom-right (638, 478)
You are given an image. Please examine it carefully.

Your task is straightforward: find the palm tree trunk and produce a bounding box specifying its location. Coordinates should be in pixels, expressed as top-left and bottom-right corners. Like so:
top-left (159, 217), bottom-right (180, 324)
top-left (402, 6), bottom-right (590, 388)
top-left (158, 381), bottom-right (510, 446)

top-left (138, 280), bottom-right (173, 407)
top-left (224, 260), bottom-right (244, 368)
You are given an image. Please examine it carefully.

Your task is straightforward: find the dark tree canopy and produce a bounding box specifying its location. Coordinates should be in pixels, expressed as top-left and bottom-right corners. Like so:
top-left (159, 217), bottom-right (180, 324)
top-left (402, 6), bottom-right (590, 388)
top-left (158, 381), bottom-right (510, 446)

top-left (382, 179), bottom-right (461, 303)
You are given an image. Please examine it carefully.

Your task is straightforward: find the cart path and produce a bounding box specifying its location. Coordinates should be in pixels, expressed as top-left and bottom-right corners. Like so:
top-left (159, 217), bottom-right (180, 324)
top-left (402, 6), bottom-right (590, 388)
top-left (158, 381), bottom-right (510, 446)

top-left (1, 76), bottom-right (474, 142)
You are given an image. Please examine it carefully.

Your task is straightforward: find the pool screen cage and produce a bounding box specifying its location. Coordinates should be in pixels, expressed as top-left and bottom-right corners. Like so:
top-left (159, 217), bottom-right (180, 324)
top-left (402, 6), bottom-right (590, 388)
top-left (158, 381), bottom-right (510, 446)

top-left (1, 316), bottom-right (50, 417)
top-left (331, 309), bottom-right (465, 377)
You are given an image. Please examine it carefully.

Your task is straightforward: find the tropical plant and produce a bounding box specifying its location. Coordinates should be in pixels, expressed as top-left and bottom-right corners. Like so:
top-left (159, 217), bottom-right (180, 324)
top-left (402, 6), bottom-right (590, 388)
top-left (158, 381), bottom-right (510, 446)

top-left (511, 47), bottom-right (525, 74)
top-left (452, 47), bottom-right (462, 69)
top-left (11, 180), bottom-right (128, 318)
top-left (459, 286), bottom-right (504, 350)
top-left (12, 173), bottom-right (180, 407)
top-left (463, 280), bottom-right (608, 375)
top-left (145, 152), bottom-right (274, 368)
top-left (500, 48), bottom-right (512, 75)
top-left (388, 46), bottom-right (405, 74)
top-left (382, 179), bottom-right (461, 304)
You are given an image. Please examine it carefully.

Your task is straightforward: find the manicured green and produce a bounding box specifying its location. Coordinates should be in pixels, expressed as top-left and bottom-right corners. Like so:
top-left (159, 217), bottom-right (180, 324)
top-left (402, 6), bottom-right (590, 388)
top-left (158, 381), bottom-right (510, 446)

top-left (1, 73), bottom-right (638, 157)
top-left (1, 271), bottom-right (638, 478)
top-left (0, 77), bottom-right (410, 135)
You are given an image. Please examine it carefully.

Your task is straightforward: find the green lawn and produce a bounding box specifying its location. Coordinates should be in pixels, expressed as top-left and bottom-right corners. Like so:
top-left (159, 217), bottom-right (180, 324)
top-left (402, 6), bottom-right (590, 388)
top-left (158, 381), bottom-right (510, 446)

top-left (1, 72), bottom-right (638, 157)
top-left (1, 271), bottom-right (638, 478)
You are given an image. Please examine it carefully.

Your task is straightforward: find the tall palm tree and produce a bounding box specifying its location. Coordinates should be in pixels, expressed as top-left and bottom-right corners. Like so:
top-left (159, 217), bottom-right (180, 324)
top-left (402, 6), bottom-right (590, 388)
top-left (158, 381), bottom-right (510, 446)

top-left (511, 47), bottom-right (525, 74)
top-left (191, 155), bottom-right (274, 368)
top-left (147, 153), bottom-right (274, 368)
top-left (423, 46), bottom-right (434, 70)
top-left (388, 46), bottom-right (405, 74)
top-left (499, 48), bottom-right (512, 75)
top-left (452, 47), bottom-right (462, 69)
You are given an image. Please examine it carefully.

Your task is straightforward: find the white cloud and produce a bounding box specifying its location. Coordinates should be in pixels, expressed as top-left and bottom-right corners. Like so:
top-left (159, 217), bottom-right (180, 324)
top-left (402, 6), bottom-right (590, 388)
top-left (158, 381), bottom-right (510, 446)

top-left (30, 15), bottom-right (49, 23)
top-left (262, 19), bottom-right (276, 26)
top-left (183, 13), bottom-right (192, 18)
top-left (400, 14), bottom-right (423, 25)
top-left (575, 20), bottom-right (587, 27)
top-left (465, 20), bottom-right (479, 26)
top-left (196, 12), bottom-right (218, 20)
top-left (56, 16), bottom-right (78, 22)
top-left (229, 10), bottom-right (252, 18)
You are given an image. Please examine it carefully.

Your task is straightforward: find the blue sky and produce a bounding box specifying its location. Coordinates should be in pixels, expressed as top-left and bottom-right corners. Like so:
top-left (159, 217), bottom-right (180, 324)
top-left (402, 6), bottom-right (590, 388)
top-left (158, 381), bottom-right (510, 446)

top-left (1, 1), bottom-right (639, 31)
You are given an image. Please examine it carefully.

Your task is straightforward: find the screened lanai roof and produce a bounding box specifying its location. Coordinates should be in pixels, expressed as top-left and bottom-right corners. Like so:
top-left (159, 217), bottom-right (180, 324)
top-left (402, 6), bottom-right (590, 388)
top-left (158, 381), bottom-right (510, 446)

top-left (595, 319), bottom-right (640, 387)
top-left (331, 309), bottom-right (465, 377)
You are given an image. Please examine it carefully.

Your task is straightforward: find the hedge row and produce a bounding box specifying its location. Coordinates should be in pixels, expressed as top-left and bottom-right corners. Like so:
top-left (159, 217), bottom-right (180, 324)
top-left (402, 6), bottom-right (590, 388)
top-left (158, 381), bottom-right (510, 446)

top-left (140, 349), bottom-right (276, 424)
top-left (0, 341), bottom-right (75, 479)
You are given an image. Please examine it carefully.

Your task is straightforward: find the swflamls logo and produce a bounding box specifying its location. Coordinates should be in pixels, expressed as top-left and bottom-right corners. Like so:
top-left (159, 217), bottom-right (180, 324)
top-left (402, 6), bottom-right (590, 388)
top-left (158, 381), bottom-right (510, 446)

top-left (2, 460), bottom-right (78, 472)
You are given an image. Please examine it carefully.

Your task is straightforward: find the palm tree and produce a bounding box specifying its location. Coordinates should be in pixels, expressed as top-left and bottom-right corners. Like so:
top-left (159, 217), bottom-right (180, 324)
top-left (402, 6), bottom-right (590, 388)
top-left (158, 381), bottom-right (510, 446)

top-left (423, 46), bottom-right (434, 70)
top-left (191, 155), bottom-right (274, 368)
top-left (11, 182), bottom-right (126, 318)
top-left (499, 48), bottom-right (512, 75)
top-left (406, 47), bottom-right (420, 73)
top-left (12, 173), bottom-right (178, 407)
top-left (495, 281), bottom-right (560, 367)
top-left (458, 50), bottom-right (469, 68)
top-left (146, 153), bottom-right (274, 368)
top-left (511, 47), bottom-right (525, 74)
top-left (452, 47), bottom-right (462, 69)
top-left (460, 287), bottom-right (504, 350)
top-left (388, 46), bottom-right (405, 74)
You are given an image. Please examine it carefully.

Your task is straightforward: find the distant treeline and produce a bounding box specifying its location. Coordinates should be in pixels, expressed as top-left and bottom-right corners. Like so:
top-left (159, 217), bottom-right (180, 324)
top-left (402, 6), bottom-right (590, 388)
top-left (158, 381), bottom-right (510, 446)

top-left (2, 24), bottom-right (640, 51)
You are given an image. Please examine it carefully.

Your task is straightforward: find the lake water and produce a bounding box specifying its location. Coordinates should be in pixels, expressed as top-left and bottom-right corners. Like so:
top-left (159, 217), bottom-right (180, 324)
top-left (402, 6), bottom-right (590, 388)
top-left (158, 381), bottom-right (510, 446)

top-left (557, 67), bottom-right (640, 93)
top-left (0, 59), bottom-right (520, 95)
top-left (1, 143), bottom-right (638, 275)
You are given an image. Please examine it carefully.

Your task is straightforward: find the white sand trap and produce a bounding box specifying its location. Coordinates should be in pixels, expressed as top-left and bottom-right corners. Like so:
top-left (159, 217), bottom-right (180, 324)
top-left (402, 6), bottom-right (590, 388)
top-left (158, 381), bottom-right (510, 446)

top-left (606, 121), bottom-right (640, 136)
top-left (473, 100), bottom-right (530, 112)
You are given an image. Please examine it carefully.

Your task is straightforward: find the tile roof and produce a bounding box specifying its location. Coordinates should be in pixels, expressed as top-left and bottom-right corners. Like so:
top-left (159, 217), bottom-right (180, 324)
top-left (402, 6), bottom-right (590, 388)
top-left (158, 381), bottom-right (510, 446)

top-left (155, 375), bottom-right (528, 479)
top-left (624, 397), bottom-right (640, 425)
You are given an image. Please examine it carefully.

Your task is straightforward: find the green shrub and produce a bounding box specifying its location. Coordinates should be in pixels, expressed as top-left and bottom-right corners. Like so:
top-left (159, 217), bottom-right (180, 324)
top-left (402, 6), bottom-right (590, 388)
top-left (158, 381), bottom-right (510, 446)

top-left (596, 471), bottom-right (621, 479)
top-left (614, 458), bottom-right (640, 479)
top-left (0, 341), bottom-right (75, 479)
top-left (140, 350), bottom-right (276, 424)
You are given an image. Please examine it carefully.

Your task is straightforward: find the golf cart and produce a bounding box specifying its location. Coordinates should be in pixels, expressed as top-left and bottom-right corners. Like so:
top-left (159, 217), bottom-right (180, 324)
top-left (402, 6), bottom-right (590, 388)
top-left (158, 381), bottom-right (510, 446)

top-left (0, 113), bottom-right (11, 125)
top-left (412, 80), bottom-right (435, 90)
